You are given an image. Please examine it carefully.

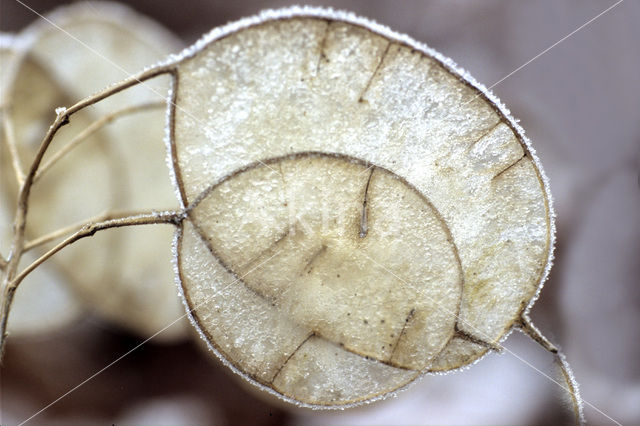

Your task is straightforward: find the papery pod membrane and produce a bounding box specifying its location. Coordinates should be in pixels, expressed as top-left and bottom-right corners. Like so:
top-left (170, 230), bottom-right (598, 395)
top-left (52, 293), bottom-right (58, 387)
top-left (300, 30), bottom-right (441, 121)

top-left (0, 37), bottom-right (83, 335)
top-left (169, 8), bottom-right (553, 406)
top-left (11, 2), bottom-right (186, 340)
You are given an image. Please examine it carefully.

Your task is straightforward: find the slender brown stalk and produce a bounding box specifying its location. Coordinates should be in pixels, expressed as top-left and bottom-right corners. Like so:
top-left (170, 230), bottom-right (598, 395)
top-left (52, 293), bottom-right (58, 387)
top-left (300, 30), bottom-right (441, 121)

top-left (11, 210), bottom-right (181, 289)
top-left (22, 209), bottom-right (171, 252)
top-left (0, 210), bottom-right (182, 356)
top-left (6, 64), bottom-right (174, 279)
top-left (0, 281), bottom-right (18, 360)
top-left (34, 101), bottom-right (166, 182)
top-left (0, 63), bottom-right (177, 359)
top-left (1, 104), bottom-right (26, 185)
top-left (518, 315), bottom-right (585, 425)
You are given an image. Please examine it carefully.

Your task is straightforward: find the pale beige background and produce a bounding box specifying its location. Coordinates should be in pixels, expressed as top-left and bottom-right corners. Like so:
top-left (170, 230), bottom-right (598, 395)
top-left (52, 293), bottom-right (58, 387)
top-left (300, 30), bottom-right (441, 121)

top-left (1, 1), bottom-right (638, 425)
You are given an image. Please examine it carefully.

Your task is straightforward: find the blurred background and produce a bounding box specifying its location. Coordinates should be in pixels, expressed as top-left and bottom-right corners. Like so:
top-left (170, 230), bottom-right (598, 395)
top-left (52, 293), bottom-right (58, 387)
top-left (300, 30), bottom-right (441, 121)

top-left (1, 1), bottom-right (638, 425)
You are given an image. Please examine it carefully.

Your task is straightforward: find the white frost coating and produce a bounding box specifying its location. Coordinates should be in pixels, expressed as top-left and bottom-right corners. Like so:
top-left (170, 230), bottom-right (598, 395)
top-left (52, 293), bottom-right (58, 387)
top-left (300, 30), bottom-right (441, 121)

top-left (173, 220), bottom-right (428, 410)
top-left (162, 4), bottom-right (555, 319)
top-left (168, 5), bottom-right (558, 410)
top-left (557, 351), bottom-right (585, 423)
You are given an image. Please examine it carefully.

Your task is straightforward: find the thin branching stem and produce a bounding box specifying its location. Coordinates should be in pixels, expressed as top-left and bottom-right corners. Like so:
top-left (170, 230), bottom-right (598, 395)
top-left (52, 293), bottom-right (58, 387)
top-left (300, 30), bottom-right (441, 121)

top-left (22, 215), bottom-right (111, 252)
top-left (34, 101), bottom-right (166, 182)
top-left (6, 64), bottom-right (174, 278)
top-left (0, 63), bottom-right (176, 359)
top-left (11, 210), bottom-right (181, 288)
top-left (0, 210), bottom-right (182, 356)
top-left (1, 106), bottom-right (26, 185)
top-left (22, 209), bottom-right (174, 252)
top-left (518, 315), bottom-right (585, 425)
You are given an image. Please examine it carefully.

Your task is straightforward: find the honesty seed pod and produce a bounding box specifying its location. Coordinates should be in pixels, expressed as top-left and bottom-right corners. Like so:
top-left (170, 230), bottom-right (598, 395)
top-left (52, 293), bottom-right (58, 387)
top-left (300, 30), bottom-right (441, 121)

top-left (0, 5), bottom-right (584, 422)
top-left (162, 7), bottom-right (574, 410)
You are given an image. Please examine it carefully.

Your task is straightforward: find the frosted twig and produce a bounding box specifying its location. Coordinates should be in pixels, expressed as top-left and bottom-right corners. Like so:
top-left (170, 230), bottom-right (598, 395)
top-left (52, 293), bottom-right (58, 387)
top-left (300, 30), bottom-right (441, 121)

top-left (11, 210), bottom-right (181, 288)
top-left (1, 105), bottom-right (26, 185)
top-left (22, 209), bottom-right (172, 252)
top-left (2, 63), bottom-right (174, 302)
top-left (0, 209), bottom-right (181, 358)
top-left (518, 315), bottom-right (585, 425)
top-left (34, 101), bottom-right (166, 182)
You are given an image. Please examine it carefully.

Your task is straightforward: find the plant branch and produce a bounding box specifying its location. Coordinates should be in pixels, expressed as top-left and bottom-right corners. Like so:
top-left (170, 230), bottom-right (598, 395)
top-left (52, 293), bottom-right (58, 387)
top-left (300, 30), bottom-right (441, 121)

top-left (34, 101), bottom-right (166, 182)
top-left (1, 106), bottom-right (26, 185)
top-left (22, 209), bottom-right (170, 252)
top-left (1, 209), bottom-right (181, 357)
top-left (518, 315), bottom-right (585, 425)
top-left (11, 210), bottom-right (181, 288)
top-left (517, 314), bottom-right (557, 353)
top-left (4, 63), bottom-right (175, 292)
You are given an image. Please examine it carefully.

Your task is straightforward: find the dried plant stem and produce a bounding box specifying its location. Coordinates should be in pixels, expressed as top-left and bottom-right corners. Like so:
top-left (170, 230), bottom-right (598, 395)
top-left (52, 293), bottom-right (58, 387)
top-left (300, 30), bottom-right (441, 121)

top-left (23, 209), bottom-right (171, 252)
top-left (1, 105), bottom-right (26, 185)
top-left (0, 210), bottom-right (181, 356)
top-left (518, 315), bottom-right (585, 425)
top-left (6, 64), bottom-right (174, 277)
top-left (11, 210), bottom-right (181, 288)
top-left (34, 101), bottom-right (166, 182)
top-left (0, 63), bottom-right (177, 359)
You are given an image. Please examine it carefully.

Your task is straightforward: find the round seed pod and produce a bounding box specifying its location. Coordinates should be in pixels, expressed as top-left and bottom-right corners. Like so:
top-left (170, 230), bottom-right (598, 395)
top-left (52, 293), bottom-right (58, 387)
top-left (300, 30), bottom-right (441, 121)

top-left (169, 7), bottom-right (553, 407)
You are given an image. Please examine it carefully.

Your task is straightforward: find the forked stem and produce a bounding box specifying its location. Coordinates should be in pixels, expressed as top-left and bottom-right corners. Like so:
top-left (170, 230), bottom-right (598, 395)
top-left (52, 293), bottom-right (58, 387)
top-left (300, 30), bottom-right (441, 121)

top-left (0, 210), bottom-right (182, 357)
top-left (8, 63), bottom-right (174, 267)
top-left (518, 315), bottom-right (585, 425)
top-left (22, 209), bottom-right (174, 252)
top-left (10, 210), bottom-right (182, 290)
top-left (0, 63), bottom-right (177, 359)
top-left (34, 101), bottom-right (166, 182)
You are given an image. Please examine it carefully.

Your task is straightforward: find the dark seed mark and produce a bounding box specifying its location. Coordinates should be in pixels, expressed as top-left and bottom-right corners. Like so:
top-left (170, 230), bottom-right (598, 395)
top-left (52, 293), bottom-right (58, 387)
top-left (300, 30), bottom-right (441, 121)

top-left (491, 154), bottom-right (526, 181)
top-left (359, 168), bottom-right (375, 238)
top-left (270, 333), bottom-right (315, 384)
top-left (315, 21), bottom-right (331, 75)
top-left (464, 120), bottom-right (502, 154)
top-left (358, 42), bottom-right (392, 103)
top-left (301, 244), bottom-right (327, 275)
top-left (388, 308), bottom-right (416, 363)
top-left (454, 325), bottom-right (502, 352)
